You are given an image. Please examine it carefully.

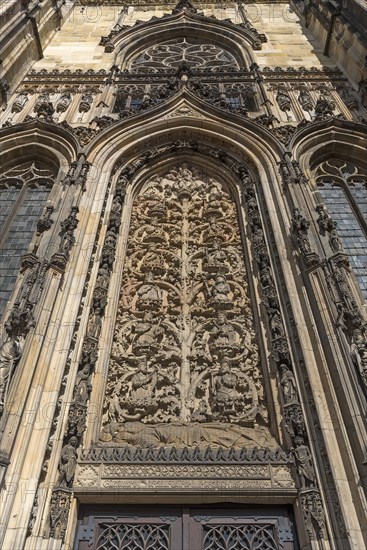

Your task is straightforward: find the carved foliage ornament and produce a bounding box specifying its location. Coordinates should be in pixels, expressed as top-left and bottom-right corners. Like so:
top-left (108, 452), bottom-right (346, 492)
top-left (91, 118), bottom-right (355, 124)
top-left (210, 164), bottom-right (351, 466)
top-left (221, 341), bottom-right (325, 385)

top-left (101, 167), bottom-right (274, 450)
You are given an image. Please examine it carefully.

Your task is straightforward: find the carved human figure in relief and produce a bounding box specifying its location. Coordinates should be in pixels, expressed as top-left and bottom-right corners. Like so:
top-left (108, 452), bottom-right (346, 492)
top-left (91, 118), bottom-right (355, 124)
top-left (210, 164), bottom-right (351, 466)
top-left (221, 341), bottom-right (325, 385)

top-left (205, 182), bottom-right (223, 217)
top-left (211, 360), bottom-right (240, 416)
top-left (132, 312), bottom-right (163, 354)
top-left (176, 167), bottom-right (195, 198)
top-left (136, 271), bottom-right (162, 309)
top-left (209, 274), bottom-right (231, 306)
top-left (204, 219), bottom-right (227, 243)
top-left (209, 312), bottom-right (239, 352)
top-left (130, 357), bottom-right (157, 404)
top-left (146, 196), bottom-right (167, 219)
top-left (141, 219), bottom-right (168, 244)
top-left (206, 239), bottom-right (228, 271)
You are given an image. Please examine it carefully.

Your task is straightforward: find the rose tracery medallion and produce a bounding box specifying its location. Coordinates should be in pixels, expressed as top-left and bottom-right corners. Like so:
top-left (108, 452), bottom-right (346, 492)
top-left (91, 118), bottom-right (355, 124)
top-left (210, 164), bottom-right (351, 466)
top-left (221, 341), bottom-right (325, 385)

top-left (100, 167), bottom-right (276, 449)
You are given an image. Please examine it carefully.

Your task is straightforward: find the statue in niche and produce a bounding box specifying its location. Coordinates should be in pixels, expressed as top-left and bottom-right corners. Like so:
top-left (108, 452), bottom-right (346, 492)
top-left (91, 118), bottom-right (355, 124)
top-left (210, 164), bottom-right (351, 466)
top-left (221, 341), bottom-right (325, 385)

top-left (87, 308), bottom-right (102, 339)
top-left (59, 229), bottom-right (75, 256)
top-left (279, 364), bottom-right (298, 404)
top-left (329, 228), bottom-right (343, 253)
top-left (253, 225), bottom-right (265, 247)
top-left (351, 329), bottom-right (367, 381)
top-left (111, 197), bottom-right (122, 218)
top-left (58, 437), bottom-right (78, 488)
top-left (259, 263), bottom-right (273, 287)
top-left (136, 271), bottom-right (162, 310)
top-left (73, 365), bottom-right (92, 405)
top-left (96, 263), bottom-right (110, 289)
top-left (104, 229), bottom-right (117, 248)
top-left (269, 308), bottom-right (285, 338)
top-left (208, 274), bottom-right (231, 308)
top-left (132, 312), bottom-right (163, 355)
top-left (206, 239), bottom-right (228, 272)
top-left (291, 436), bottom-right (316, 489)
top-left (0, 338), bottom-right (22, 412)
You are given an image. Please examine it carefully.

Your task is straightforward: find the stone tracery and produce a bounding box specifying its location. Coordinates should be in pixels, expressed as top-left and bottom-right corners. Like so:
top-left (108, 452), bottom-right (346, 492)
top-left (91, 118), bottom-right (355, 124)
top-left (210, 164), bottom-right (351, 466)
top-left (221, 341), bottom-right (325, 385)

top-left (101, 166), bottom-right (272, 447)
top-left (131, 39), bottom-right (239, 72)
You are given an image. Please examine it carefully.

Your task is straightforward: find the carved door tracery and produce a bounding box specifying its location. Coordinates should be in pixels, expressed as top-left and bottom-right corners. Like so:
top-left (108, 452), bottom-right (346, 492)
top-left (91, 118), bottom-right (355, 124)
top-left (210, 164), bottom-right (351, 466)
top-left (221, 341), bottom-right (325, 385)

top-left (100, 166), bottom-right (276, 449)
top-left (74, 506), bottom-right (298, 550)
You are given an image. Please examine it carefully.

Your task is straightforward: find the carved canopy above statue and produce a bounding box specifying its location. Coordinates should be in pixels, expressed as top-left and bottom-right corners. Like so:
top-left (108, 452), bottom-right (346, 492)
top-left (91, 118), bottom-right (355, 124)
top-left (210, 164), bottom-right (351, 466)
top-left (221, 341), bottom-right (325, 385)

top-left (100, 166), bottom-right (276, 449)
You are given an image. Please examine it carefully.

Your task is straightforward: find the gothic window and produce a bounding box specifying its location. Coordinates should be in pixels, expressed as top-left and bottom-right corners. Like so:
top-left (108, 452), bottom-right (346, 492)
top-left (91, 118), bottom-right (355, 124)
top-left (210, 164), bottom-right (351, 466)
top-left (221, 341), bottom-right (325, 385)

top-left (315, 160), bottom-right (367, 299)
top-left (0, 161), bottom-right (55, 316)
top-left (130, 39), bottom-right (239, 72)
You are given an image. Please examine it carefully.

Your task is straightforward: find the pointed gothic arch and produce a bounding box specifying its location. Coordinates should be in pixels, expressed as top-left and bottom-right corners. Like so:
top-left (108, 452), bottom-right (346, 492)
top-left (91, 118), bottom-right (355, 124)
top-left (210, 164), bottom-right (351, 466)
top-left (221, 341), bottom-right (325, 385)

top-left (110, 12), bottom-right (260, 70)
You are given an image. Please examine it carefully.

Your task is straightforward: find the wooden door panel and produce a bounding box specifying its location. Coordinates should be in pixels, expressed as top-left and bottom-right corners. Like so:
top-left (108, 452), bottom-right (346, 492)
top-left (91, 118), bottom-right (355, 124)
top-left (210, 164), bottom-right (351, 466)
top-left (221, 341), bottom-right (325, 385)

top-left (74, 505), bottom-right (298, 550)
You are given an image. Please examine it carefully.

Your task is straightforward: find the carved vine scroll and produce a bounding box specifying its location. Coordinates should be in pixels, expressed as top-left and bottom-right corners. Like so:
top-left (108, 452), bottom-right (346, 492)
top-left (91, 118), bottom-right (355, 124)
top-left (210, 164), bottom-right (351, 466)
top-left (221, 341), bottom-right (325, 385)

top-left (100, 166), bottom-right (276, 449)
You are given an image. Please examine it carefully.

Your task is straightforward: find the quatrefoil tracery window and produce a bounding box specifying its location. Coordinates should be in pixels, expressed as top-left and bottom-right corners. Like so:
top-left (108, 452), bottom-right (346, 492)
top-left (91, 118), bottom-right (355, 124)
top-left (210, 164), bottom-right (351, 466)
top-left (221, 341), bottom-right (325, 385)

top-left (0, 161), bottom-right (55, 316)
top-left (315, 159), bottom-right (367, 299)
top-left (131, 38), bottom-right (239, 72)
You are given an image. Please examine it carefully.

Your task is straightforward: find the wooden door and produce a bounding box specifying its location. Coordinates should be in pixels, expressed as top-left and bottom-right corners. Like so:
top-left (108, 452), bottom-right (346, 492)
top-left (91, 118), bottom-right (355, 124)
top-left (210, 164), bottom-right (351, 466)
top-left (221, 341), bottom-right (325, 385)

top-left (74, 505), bottom-right (298, 550)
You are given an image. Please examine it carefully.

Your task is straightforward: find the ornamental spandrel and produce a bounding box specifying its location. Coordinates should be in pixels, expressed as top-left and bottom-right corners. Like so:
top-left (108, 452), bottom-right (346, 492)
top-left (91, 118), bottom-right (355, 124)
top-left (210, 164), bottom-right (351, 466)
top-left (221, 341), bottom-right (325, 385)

top-left (100, 167), bottom-right (276, 449)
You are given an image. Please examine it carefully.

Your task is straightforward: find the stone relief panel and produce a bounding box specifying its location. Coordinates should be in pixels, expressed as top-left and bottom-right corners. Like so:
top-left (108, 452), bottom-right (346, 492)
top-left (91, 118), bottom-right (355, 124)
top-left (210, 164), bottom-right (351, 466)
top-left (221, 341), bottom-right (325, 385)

top-left (100, 166), bottom-right (276, 449)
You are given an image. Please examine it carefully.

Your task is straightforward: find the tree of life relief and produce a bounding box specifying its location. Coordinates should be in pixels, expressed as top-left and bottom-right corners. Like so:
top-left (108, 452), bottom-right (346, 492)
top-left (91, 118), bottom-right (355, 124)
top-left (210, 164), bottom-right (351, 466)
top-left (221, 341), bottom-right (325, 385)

top-left (100, 167), bottom-right (277, 449)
